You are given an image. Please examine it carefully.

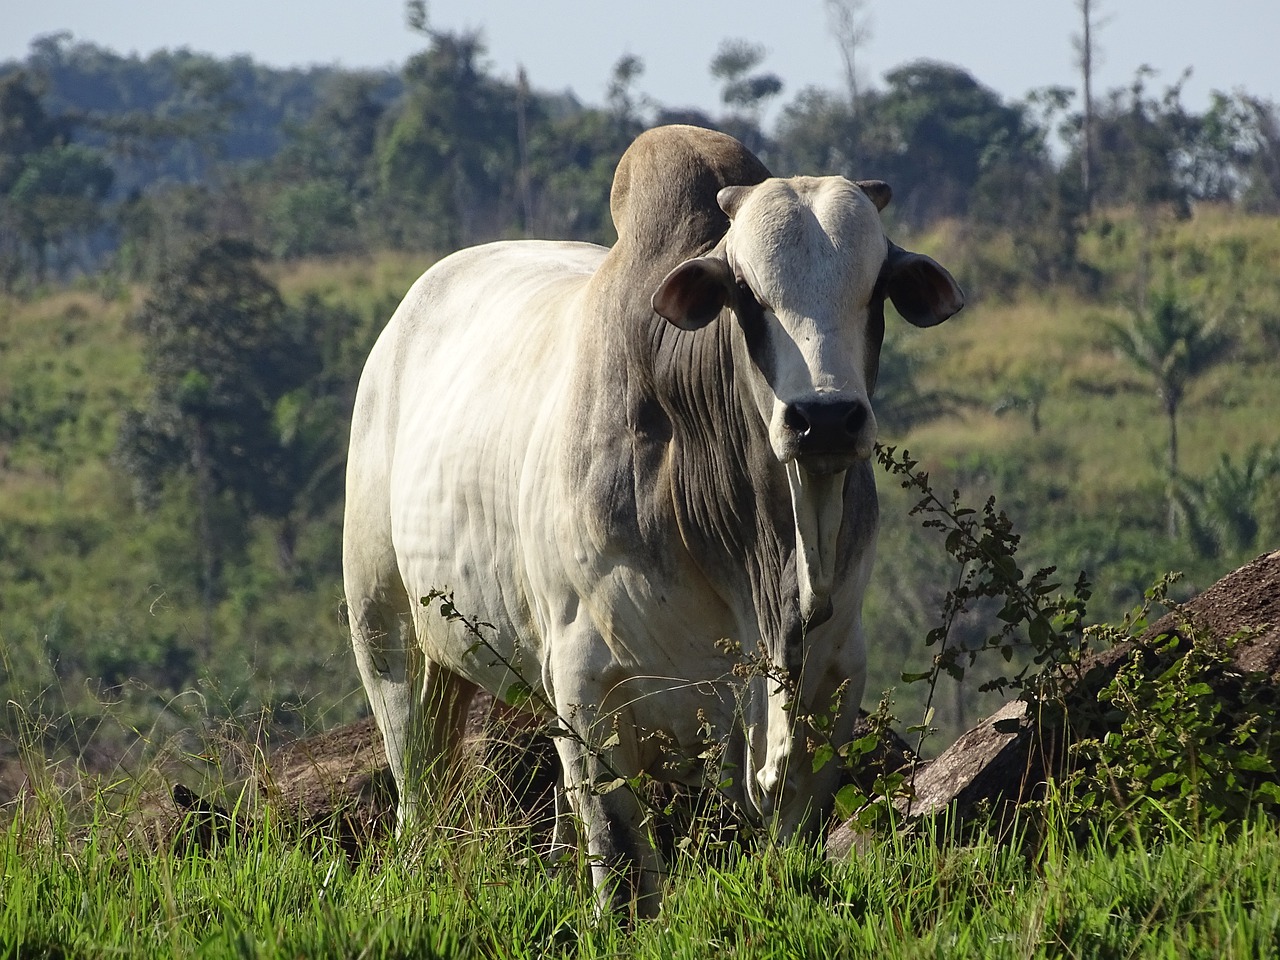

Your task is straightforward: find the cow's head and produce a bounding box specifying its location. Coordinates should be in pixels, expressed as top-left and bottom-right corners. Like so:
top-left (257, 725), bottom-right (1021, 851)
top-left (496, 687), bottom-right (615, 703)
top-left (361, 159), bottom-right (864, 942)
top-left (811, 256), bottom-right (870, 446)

top-left (651, 179), bottom-right (964, 832)
top-left (652, 176), bottom-right (963, 473)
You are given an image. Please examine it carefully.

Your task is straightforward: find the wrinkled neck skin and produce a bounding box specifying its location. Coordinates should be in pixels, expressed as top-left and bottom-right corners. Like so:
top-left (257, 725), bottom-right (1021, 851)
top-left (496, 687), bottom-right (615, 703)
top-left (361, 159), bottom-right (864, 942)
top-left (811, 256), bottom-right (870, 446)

top-left (643, 314), bottom-right (780, 639)
top-left (640, 305), bottom-right (872, 830)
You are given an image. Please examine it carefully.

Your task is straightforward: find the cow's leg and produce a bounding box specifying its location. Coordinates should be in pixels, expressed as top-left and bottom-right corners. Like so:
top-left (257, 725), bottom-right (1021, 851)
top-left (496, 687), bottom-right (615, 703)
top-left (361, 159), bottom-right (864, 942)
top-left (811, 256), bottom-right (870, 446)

top-left (550, 698), bottom-right (663, 918)
top-left (411, 657), bottom-right (478, 812)
top-left (347, 583), bottom-right (421, 829)
top-left (548, 766), bottom-right (579, 862)
top-left (350, 585), bottom-right (477, 830)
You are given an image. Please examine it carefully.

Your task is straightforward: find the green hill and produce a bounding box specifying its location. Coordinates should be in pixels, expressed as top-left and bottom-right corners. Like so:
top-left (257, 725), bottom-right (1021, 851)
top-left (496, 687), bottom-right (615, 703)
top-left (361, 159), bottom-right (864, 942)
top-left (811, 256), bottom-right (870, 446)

top-left (1, 206), bottom-right (1278, 760)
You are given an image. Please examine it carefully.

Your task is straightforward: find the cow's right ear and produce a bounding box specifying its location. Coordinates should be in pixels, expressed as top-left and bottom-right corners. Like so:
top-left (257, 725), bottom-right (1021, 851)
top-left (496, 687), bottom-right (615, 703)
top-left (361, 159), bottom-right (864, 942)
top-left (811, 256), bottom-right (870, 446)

top-left (652, 256), bottom-right (735, 331)
top-left (881, 242), bottom-right (965, 328)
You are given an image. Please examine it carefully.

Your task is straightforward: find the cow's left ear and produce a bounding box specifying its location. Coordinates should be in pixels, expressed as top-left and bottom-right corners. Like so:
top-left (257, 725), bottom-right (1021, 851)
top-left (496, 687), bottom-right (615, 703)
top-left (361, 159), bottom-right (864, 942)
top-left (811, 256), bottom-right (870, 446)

top-left (881, 241), bottom-right (965, 328)
top-left (652, 256), bottom-right (735, 331)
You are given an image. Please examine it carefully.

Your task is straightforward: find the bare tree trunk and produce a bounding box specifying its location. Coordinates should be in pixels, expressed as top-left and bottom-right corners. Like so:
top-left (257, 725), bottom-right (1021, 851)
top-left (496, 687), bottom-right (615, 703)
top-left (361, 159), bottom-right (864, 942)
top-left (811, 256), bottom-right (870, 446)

top-left (1077, 0), bottom-right (1099, 216)
top-left (825, 0), bottom-right (871, 115)
top-left (192, 419), bottom-right (215, 656)
top-left (516, 65), bottom-right (534, 236)
top-left (1167, 405), bottom-right (1180, 539)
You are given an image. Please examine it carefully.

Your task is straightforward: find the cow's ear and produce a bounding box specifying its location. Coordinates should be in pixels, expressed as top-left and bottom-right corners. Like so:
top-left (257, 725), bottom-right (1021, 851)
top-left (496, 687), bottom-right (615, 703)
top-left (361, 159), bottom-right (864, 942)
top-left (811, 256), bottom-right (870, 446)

top-left (652, 256), bottom-right (734, 331)
top-left (881, 241), bottom-right (964, 328)
top-left (717, 185), bottom-right (756, 219)
top-left (855, 179), bottom-right (892, 212)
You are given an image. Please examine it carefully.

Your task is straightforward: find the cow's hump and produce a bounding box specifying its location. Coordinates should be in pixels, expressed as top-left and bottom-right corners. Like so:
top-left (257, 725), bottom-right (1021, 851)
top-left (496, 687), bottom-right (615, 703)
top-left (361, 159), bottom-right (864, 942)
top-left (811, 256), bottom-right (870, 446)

top-left (594, 125), bottom-right (770, 309)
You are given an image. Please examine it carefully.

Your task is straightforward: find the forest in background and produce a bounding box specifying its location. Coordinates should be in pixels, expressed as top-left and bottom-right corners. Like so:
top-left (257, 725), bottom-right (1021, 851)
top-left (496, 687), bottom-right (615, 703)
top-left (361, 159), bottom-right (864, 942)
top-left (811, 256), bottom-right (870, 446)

top-left (2, 17), bottom-right (1279, 765)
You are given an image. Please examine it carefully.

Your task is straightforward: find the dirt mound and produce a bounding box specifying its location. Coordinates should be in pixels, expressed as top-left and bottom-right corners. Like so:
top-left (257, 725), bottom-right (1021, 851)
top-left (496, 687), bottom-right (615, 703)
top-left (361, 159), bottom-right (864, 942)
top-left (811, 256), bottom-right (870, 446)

top-left (828, 548), bottom-right (1280, 856)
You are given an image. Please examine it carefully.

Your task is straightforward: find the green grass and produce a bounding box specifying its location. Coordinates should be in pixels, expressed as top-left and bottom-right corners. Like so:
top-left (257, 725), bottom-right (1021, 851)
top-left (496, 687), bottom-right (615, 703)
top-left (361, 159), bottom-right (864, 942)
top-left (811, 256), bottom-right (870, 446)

top-left (5, 777), bottom-right (1280, 958)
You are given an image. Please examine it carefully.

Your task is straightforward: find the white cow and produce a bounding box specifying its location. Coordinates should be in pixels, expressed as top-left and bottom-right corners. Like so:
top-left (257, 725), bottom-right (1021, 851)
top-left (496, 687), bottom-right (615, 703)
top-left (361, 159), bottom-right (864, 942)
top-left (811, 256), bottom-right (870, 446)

top-left (343, 125), bottom-right (963, 915)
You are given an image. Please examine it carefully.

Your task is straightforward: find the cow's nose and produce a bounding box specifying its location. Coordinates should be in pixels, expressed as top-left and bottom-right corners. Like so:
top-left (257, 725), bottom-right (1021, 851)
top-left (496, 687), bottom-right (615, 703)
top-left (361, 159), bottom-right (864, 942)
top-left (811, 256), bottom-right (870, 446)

top-left (783, 399), bottom-right (868, 454)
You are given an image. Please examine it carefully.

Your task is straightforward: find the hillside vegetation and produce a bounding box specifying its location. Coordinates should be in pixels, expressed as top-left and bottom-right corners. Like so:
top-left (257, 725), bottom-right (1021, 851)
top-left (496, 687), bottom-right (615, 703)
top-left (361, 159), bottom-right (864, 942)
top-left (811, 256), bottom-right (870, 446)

top-left (2, 25), bottom-right (1280, 758)
top-left (2, 204), bottom-right (1277, 761)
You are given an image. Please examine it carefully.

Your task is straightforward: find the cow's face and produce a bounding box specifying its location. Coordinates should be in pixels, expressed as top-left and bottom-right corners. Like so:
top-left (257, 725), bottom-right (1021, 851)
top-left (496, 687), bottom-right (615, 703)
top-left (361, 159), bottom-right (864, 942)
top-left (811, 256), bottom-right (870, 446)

top-left (652, 176), bottom-right (964, 473)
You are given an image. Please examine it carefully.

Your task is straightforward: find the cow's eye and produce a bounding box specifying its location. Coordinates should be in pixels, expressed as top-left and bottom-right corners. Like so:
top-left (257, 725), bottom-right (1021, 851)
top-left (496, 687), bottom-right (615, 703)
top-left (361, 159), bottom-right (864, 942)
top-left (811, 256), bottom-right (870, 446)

top-left (736, 278), bottom-right (771, 314)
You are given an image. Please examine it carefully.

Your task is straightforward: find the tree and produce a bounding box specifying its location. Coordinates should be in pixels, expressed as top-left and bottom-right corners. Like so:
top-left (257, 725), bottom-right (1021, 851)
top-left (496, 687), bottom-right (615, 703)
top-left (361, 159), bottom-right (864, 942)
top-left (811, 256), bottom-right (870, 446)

top-left (8, 143), bottom-right (114, 279)
top-left (1073, 0), bottom-right (1105, 215)
top-left (824, 0), bottom-right (872, 113)
top-left (1108, 286), bottom-right (1233, 537)
top-left (377, 27), bottom-right (519, 249)
top-left (1236, 95), bottom-right (1280, 212)
top-left (118, 238), bottom-right (326, 645)
top-left (860, 61), bottom-right (1043, 226)
top-left (605, 54), bottom-right (646, 132)
top-left (773, 87), bottom-right (859, 177)
top-left (0, 70), bottom-right (112, 284)
top-left (0, 70), bottom-right (63, 192)
top-left (709, 39), bottom-right (783, 151)
top-left (267, 71), bottom-right (392, 257)
top-left (1174, 445), bottom-right (1280, 559)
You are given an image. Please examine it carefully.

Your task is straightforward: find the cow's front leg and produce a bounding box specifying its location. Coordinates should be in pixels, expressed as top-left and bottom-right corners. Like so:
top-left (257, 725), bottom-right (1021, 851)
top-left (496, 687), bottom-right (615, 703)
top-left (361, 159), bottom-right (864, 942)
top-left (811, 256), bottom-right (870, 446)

top-left (551, 726), bottom-right (663, 918)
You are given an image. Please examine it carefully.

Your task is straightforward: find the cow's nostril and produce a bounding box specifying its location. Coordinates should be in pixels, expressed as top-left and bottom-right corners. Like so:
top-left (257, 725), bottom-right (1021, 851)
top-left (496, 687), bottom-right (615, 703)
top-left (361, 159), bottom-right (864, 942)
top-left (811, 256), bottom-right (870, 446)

top-left (783, 403), bottom-right (811, 436)
top-left (785, 399), bottom-right (868, 458)
top-left (844, 403), bottom-right (867, 436)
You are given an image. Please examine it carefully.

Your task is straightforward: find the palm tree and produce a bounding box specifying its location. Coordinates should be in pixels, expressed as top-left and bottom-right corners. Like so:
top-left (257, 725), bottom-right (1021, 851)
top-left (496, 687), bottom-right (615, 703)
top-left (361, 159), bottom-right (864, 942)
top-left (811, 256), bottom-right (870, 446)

top-left (1173, 444), bottom-right (1280, 559)
top-left (1108, 287), bottom-right (1233, 537)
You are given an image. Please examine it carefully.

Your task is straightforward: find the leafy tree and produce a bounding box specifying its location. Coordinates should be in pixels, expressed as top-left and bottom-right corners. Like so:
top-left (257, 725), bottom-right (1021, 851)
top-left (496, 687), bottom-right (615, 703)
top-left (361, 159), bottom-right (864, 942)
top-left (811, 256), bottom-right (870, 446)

top-left (0, 70), bottom-right (112, 283)
top-left (1196, 92), bottom-right (1280, 213)
top-left (605, 54), bottom-right (647, 132)
top-left (709, 39), bottom-right (783, 153)
top-left (0, 70), bottom-right (63, 191)
top-left (273, 72), bottom-right (390, 194)
top-left (118, 238), bottom-right (327, 644)
top-left (1107, 285), bottom-right (1233, 536)
top-left (1174, 444), bottom-right (1280, 559)
top-left (8, 143), bottom-right (114, 279)
top-left (377, 28), bottom-right (519, 250)
top-left (267, 179), bottom-right (358, 258)
top-left (863, 61), bottom-right (1044, 227)
top-left (774, 87), bottom-right (860, 177)
top-left (525, 106), bottom-right (631, 243)
top-left (778, 62), bottom-right (1052, 236)
top-left (1068, 69), bottom-right (1259, 216)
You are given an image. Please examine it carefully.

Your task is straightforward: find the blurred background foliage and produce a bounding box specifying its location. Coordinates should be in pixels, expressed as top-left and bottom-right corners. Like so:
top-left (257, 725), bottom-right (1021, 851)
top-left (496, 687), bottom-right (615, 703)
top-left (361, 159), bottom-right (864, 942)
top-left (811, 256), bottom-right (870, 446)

top-left (1, 20), bottom-right (1278, 763)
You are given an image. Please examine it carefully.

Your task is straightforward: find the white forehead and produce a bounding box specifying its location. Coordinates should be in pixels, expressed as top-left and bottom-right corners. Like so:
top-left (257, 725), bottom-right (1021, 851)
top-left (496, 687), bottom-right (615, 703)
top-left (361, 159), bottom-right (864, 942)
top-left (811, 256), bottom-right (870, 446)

top-left (723, 177), bottom-right (887, 315)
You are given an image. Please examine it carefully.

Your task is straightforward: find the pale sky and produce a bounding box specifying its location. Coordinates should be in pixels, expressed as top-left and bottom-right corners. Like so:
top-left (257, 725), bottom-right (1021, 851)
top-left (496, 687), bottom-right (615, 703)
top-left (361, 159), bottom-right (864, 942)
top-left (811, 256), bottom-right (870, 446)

top-left (3, 0), bottom-right (1277, 123)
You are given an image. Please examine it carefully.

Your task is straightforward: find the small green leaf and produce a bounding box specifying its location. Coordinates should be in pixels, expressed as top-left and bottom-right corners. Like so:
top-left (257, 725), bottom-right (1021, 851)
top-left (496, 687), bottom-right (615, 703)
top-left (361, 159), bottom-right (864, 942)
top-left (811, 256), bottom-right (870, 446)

top-left (1255, 781), bottom-right (1280, 803)
top-left (834, 784), bottom-right (866, 820)
top-left (1029, 616), bottom-right (1050, 646)
top-left (811, 743), bottom-right (834, 773)
top-left (1234, 753), bottom-right (1274, 773)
